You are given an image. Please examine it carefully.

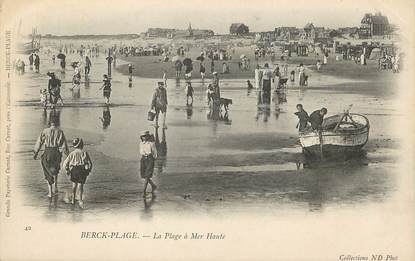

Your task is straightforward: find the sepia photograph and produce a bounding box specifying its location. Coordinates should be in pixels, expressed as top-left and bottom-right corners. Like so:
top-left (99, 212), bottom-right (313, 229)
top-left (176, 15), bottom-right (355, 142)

top-left (0, 0), bottom-right (414, 260)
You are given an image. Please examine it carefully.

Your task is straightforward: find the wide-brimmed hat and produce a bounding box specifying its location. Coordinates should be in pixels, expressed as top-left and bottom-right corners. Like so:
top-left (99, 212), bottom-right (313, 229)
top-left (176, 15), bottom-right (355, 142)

top-left (157, 81), bottom-right (165, 86)
top-left (140, 130), bottom-right (150, 137)
top-left (72, 138), bottom-right (84, 148)
top-left (212, 71), bottom-right (218, 75)
top-left (46, 72), bottom-right (55, 77)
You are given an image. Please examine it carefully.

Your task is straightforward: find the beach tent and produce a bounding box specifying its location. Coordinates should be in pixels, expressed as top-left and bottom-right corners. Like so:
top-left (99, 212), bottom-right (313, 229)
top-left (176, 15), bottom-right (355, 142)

top-left (369, 48), bottom-right (382, 60)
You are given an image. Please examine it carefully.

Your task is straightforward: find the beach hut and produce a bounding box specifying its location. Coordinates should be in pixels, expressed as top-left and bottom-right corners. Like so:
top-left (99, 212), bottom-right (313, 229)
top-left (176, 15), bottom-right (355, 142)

top-left (297, 44), bottom-right (308, 56)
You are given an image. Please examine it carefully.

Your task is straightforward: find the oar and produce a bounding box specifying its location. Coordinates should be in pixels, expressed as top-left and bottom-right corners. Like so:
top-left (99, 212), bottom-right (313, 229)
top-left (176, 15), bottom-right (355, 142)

top-left (333, 104), bottom-right (353, 132)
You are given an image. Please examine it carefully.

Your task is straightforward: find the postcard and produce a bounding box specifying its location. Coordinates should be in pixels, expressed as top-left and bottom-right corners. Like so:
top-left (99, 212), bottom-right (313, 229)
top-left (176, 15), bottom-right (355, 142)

top-left (0, 0), bottom-right (414, 260)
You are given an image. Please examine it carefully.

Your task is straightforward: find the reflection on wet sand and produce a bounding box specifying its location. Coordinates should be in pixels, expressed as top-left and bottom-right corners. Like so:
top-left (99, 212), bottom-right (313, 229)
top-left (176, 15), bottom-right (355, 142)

top-left (100, 106), bottom-right (111, 129)
top-left (142, 196), bottom-right (156, 220)
top-left (128, 76), bottom-right (132, 88)
top-left (256, 90), bottom-right (271, 122)
top-left (154, 126), bottom-right (167, 175)
top-left (186, 104), bottom-right (193, 119)
top-left (71, 86), bottom-right (81, 99)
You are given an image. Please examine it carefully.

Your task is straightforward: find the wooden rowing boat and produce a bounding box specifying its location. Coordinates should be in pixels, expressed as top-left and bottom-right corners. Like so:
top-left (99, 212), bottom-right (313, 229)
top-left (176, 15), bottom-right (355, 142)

top-left (299, 112), bottom-right (370, 156)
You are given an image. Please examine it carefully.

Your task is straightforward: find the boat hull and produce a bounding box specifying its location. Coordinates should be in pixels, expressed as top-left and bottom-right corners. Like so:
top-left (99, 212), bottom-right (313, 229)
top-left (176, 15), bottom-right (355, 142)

top-left (299, 122), bottom-right (369, 156)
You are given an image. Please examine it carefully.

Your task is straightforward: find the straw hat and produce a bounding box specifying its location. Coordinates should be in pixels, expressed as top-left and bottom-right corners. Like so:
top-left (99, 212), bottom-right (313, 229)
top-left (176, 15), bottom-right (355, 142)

top-left (72, 138), bottom-right (84, 148)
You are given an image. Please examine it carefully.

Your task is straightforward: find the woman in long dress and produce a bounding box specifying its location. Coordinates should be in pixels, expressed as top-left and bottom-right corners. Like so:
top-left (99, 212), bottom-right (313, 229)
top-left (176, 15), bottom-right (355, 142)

top-left (254, 64), bottom-right (262, 89)
top-left (298, 64), bottom-right (306, 86)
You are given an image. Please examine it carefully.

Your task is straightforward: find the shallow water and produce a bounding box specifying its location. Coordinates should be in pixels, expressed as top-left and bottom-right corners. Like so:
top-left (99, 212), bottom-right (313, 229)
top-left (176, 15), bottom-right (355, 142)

top-left (11, 52), bottom-right (399, 222)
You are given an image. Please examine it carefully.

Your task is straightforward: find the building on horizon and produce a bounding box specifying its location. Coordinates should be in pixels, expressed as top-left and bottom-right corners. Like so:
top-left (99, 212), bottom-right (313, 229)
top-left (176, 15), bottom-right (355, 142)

top-left (145, 24), bottom-right (214, 39)
top-left (359, 12), bottom-right (389, 38)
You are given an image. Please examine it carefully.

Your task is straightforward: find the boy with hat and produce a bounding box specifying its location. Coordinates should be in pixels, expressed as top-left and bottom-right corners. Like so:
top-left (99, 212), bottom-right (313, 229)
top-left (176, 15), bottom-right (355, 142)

top-left (63, 138), bottom-right (93, 208)
top-left (139, 130), bottom-right (158, 197)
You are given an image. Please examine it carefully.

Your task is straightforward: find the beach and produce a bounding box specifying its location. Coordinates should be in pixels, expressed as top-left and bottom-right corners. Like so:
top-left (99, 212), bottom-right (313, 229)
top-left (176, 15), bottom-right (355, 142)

top-left (9, 44), bottom-right (401, 222)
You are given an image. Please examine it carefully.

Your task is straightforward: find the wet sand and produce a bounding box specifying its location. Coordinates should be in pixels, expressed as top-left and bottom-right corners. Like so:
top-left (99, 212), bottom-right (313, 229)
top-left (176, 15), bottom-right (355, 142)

top-left (11, 50), bottom-right (400, 222)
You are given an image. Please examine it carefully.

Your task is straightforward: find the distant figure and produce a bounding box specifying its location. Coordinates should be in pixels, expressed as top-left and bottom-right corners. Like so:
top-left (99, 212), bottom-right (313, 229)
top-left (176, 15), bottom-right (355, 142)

top-left (60, 57), bottom-right (66, 71)
top-left (139, 130), bottom-right (158, 197)
top-left (40, 89), bottom-right (48, 108)
top-left (247, 80), bottom-right (253, 90)
top-left (72, 72), bottom-right (81, 90)
top-left (52, 55), bottom-right (56, 64)
top-left (323, 51), bottom-right (328, 65)
top-left (298, 64), bottom-right (307, 86)
top-left (212, 72), bottom-right (220, 98)
top-left (254, 64), bottom-right (263, 89)
top-left (294, 104), bottom-right (309, 131)
top-left (283, 64), bottom-right (288, 76)
top-left (29, 53), bottom-right (34, 69)
top-left (273, 65), bottom-right (281, 90)
top-left (290, 70), bottom-right (295, 82)
top-left (185, 82), bottom-right (194, 105)
top-left (106, 55), bottom-right (113, 76)
top-left (222, 62), bottom-right (229, 74)
top-left (360, 53), bottom-right (366, 66)
top-left (100, 74), bottom-right (112, 104)
top-left (47, 72), bottom-right (63, 107)
top-left (316, 60), bottom-right (322, 70)
top-left (162, 70), bottom-right (168, 87)
top-left (200, 63), bottom-right (206, 80)
top-left (85, 56), bottom-right (92, 75)
top-left (151, 82), bottom-right (168, 129)
top-left (63, 138), bottom-right (93, 208)
top-left (33, 112), bottom-right (69, 198)
top-left (210, 59), bottom-right (215, 74)
top-left (175, 60), bottom-right (182, 78)
top-left (309, 108), bottom-right (328, 130)
top-left (262, 63), bottom-right (272, 95)
top-left (206, 84), bottom-right (214, 105)
top-left (184, 64), bottom-right (192, 80)
top-left (128, 63), bottom-right (134, 77)
top-left (34, 53), bottom-right (40, 73)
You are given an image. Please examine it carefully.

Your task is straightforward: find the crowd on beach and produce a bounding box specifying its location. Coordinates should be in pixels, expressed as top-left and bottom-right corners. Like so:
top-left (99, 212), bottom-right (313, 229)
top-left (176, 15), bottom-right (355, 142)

top-left (13, 37), bottom-right (401, 209)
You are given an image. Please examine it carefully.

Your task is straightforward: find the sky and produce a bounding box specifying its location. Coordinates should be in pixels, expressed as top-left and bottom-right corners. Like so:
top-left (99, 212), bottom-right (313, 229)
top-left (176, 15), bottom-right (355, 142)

top-left (2, 0), bottom-right (406, 36)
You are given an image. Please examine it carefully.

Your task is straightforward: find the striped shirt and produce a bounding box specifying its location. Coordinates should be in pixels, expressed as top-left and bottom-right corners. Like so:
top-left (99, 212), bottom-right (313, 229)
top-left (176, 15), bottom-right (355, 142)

top-left (34, 126), bottom-right (69, 154)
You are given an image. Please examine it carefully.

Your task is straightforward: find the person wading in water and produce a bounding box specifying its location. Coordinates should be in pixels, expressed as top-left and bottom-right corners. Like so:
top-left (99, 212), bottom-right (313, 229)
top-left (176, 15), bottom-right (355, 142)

top-left (100, 74), bottom-right (112, 104)
top-left (139, 130), bottom-right (158, 197)
top-left (33, 111), bottom-right (69, 197)
top-left (47, 72), bottom-right (63, 108)
top-left (151, 82), bottom-right (168, 129)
